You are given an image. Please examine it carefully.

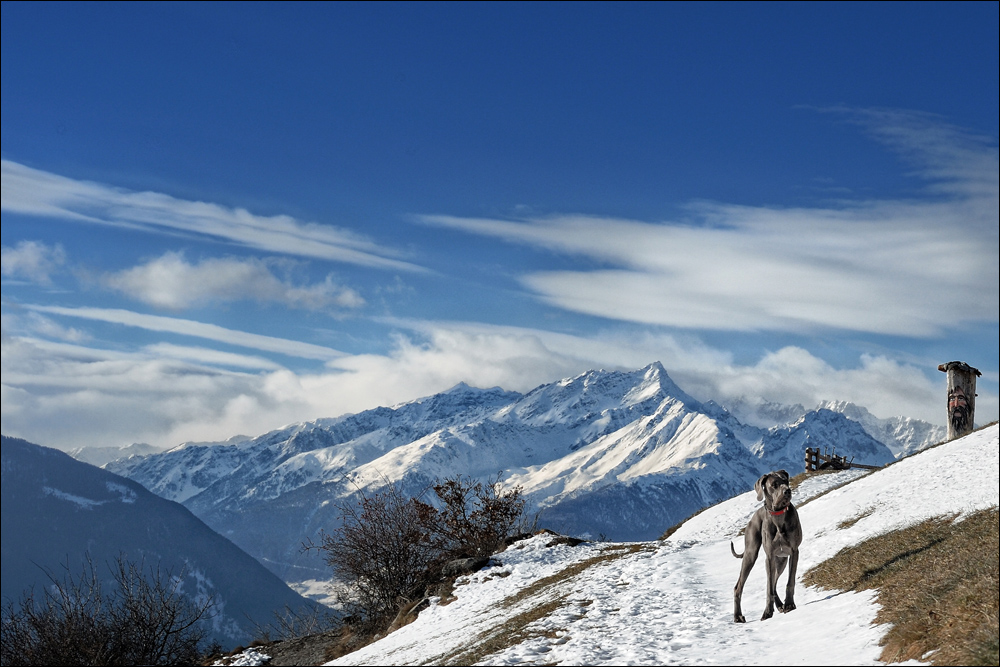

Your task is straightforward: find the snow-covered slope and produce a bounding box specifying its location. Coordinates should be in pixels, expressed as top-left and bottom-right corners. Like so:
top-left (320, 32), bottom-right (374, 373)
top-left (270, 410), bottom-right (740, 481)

top-left (321, 423), bottom-right (998, 666)
top-left (0, 436), bottom-right (323, 650)
top-left (108, 363), bottom-right (896, 583)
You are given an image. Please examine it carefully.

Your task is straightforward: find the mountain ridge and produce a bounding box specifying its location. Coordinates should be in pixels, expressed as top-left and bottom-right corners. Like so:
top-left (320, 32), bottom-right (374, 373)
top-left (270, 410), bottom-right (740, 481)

top-left (0, 435), bottom-right (323, 649)
top-left (106, 362), bottom-right (909, 585)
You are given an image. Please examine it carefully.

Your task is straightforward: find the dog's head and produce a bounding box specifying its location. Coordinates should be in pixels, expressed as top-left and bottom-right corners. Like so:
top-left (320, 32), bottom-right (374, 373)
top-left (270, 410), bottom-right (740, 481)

top-left (755, 470), bottom-right (792, 511)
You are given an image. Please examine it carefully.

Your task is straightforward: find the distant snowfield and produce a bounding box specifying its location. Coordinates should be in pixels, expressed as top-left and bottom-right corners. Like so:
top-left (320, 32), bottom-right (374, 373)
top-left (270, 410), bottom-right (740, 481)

top-left (319, 424), bottom-right (998, 666)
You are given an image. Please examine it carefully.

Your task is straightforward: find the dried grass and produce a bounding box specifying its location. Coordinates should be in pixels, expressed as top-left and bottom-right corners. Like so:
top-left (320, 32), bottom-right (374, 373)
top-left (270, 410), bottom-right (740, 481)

top-left (836, 506), bottom-right (876, 530)
top-left (804, 507), bottom-right (999, 666)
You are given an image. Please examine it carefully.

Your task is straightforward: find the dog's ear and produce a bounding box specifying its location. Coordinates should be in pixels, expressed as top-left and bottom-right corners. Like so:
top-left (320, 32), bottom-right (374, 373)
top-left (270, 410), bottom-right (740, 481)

top-left (776, 469), bottom-right (789, 482)
top-left (755, 474), bottom-right (767, 501)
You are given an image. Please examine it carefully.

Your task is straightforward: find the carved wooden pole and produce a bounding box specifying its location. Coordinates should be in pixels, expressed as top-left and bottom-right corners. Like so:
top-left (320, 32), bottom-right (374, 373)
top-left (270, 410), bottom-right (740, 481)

top-left (937, 361), bottom-right (981, 440)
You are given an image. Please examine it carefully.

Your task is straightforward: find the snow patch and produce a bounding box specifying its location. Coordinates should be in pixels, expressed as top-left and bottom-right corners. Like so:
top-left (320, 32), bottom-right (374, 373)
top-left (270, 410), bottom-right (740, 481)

top-left (42, 486), bottom-right (105, 509)
top-left (105, 481), bottom-right (137, 503)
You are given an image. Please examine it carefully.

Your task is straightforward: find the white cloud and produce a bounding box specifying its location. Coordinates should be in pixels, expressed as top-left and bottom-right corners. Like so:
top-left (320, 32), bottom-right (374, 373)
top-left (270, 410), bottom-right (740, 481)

top-left (0, 325), bottom-right (592, 449)
top-left (378, 319), bottom-right (966, 426)
top-left (1, 240), bottom-right (66, 285)
top-left (377, 316), bottom-right (734, 378)
top-left (24, 305), bottom-right (344, 361)
top-left (418, 111), bottom-right (998, 337)
top-left (101, 252), bottom-right (365, 311)
top-left (5, 318), bottom-right (990, 451)
top-left (0, 160), bottom-right (425, 272)
top-left (1, 336), bottom-right (276, 449)
top-left (680, 347), bottom-right (944, 424)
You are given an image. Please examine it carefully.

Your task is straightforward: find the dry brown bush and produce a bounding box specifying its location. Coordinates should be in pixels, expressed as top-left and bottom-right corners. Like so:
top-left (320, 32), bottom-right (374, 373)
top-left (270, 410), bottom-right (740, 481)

top-left (416, 473), bottom-right (527, 563)
top-left (314, 483), bottom-right (433, 631)
top-left (313, 474), bottom-right (525, 635)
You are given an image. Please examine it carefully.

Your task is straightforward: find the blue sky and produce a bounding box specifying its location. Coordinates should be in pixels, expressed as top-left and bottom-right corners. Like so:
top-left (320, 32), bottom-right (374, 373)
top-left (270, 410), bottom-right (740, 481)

top-left (2, 2), bottom-right (997, 450)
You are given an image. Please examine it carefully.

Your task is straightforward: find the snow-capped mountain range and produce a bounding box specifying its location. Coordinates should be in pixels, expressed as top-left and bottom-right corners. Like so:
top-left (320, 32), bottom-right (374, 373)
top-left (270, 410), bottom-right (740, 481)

top-left (104, 362), bottom-right (940, 587)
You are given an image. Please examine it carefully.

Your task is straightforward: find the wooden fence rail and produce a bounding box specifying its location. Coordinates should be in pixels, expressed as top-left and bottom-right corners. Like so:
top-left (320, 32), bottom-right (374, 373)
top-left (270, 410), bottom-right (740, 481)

top-left (804, 446), bottom-right (883, 472)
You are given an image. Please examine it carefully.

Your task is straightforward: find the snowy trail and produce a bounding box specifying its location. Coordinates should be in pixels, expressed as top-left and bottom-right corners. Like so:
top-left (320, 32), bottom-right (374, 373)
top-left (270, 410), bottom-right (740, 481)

top-left (327, 425), bottom-right (998, 666)
top-left (493, 538), bottom-right (887, 666)
top-left (482, 470), bottom-right (882, 666)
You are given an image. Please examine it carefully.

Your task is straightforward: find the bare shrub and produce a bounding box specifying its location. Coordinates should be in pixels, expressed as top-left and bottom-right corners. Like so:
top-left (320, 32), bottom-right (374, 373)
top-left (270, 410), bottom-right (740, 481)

top-left (417, 473), bottom-right (527, 563)
top-left (0, 555), bottom-right (215, 666)
top-left (315, 483), bottom-right (434, 630)
top-left (313, 474), bottom-right (525, 633)
top-left (251, 603), bottom-right (339, 643)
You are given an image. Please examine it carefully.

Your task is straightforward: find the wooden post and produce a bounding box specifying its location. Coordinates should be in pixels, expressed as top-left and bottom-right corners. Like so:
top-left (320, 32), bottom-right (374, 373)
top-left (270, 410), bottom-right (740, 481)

top-left (937, 361), bottom-right (981, 440)
top-left (804, 447), bottom-right (817, 472)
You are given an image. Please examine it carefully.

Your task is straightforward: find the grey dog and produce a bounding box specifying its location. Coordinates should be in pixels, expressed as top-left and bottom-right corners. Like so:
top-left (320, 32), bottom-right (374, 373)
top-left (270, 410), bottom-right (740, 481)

top-left (731, 469), bottom-right (802, 623)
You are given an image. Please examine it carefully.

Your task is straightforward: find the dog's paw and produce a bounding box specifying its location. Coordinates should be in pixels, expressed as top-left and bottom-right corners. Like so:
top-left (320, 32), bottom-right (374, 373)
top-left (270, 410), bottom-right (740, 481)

top-left (734, 614), bottom-right (746, 623)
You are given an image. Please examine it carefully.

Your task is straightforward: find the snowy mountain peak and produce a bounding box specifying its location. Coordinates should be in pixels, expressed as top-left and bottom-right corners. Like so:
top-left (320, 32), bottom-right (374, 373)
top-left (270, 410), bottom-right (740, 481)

top-left (817, 399), bottom-right (870, 418)
top-left (565, 362), bottom-right (683, 397)
top-left (511, 362), bottom-right (694, 425)
top-left (419, 382), bottom-right (520, 417)
top-left (636, 361), bottom-right (697, 405)
top-left (66, 441), bottom-right (165, 467)
top-left (440, 380), bottom-right (483, 394)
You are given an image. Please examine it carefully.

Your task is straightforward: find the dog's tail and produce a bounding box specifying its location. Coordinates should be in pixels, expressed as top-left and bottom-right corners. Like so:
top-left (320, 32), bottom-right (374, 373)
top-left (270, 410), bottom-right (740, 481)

top-left (730, 541), bottom-right (744, 558)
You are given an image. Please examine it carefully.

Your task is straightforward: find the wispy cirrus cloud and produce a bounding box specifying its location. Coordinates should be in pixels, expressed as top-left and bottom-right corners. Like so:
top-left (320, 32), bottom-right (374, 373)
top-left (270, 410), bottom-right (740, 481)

top-left (101, 252), bottom-right (365, 311)
top-left (142, 343), bottom-right (284, 371)
top-left (418, 111), bottom-right (998, 337)
top-left (824, 107), bottom-right (1000, 198)
top-left (23, 305), bottom-right (344, 361)
top-left (1, 160), bottom-right (425, 272)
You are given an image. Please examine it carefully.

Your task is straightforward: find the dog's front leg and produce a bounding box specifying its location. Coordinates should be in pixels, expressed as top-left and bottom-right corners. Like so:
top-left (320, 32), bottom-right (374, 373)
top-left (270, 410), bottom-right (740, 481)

top-left (761, 555), bottom-right (777, 620)
top-left (780, 549), bottom-right (799, 613)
